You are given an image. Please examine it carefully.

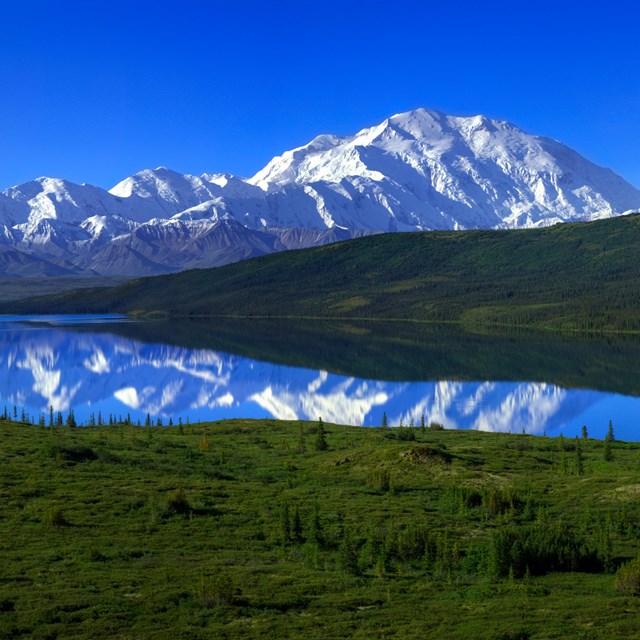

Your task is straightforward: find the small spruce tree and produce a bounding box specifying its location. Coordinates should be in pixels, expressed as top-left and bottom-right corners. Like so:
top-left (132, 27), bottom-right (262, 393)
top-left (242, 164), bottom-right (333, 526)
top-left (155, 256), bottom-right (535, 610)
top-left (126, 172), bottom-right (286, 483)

top-left (581, 425), bottom-right (588, 439)
top-left (65, 410), bottom-right (77, 428)
top-left (281, 503), bottom-right (292, 546)
top-left (559, 433), bottom-right (567, 475)
top-left (296, 423), bottom-right (306, 453)
top-left (604, 436), bottom-right (614, 462)
top-left (575, 436), bottom-right (584, 475)
top-left (292, 506), bottom-right (303, 543)
top-left (315, 418), bottom-right (328, 451)
top-left (606, 420), bottom-right (615, 442)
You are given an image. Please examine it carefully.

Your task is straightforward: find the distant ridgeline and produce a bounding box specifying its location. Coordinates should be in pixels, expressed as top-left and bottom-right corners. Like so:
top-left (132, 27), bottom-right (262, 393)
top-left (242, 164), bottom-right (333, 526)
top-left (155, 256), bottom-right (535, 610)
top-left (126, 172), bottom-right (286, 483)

top-left (10, 214), bottom-right (640, 333)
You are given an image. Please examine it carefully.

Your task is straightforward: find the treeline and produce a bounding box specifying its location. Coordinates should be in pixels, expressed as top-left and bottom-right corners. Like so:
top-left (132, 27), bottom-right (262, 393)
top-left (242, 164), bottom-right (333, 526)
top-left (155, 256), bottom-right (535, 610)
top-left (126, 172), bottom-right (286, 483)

top-left (0, 405), bottom-right (193, 429)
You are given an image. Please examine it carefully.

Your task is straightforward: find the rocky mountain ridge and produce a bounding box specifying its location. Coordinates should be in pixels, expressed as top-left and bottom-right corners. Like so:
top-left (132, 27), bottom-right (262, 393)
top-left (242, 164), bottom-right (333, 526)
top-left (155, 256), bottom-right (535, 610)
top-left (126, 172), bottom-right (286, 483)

top-left (2, 108), bottom-right (638, 277)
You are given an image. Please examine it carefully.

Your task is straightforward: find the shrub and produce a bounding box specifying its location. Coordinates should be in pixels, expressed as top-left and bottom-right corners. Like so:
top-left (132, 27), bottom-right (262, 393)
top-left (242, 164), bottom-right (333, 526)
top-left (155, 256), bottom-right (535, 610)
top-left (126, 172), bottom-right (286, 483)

top-left (0, 599), bottom-right (15, 612)
top-left (396, 427), bottom-right (416, 441)
top-left (198, 435), bottom-right (209, 452)
top-left (87, 548), bottom-right (107, 562)
top-left (195, 573), bottom-right (236, 607)
top-left (429, 422), bottom-right (445, 431)
top-left (492, 630), bottom-right (532, 640)
top-left (166, 488), bottom-right (191, 514)
top-left (47, 507), bottom-right (69, 528)
top-left (616, 556), bottom-right (640, 595)
top-left (367, 467), bottom-right (391, 493)
top-left (42, 444), bottom-right (98, 463)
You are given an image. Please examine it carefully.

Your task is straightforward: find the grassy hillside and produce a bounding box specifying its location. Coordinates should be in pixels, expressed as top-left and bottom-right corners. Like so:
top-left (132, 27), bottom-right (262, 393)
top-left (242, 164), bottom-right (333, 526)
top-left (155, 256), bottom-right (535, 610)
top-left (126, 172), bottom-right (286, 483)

top-left (9, 214), bottom-right (640, 331)
top-left (1, 419), bottom-right (640, 639)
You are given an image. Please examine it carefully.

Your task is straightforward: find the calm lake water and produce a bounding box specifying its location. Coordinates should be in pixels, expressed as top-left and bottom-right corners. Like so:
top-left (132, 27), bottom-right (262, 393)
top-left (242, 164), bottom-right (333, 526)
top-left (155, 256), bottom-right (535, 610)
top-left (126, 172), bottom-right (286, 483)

top-left (1, 315), bottom-right (639, 440)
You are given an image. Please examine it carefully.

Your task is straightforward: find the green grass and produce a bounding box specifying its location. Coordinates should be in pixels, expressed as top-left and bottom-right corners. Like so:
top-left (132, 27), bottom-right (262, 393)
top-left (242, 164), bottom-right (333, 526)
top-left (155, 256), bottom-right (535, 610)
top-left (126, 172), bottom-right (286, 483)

top-left (9, 213), bottom-right (640, 333)
top-left (1, 419), bottom-right (640, 639)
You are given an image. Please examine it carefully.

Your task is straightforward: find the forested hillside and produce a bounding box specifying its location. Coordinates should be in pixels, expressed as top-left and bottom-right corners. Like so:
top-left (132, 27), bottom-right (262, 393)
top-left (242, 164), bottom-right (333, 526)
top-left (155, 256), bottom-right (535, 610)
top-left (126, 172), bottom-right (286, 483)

top-left (10, 214), bottom-right (640, 332)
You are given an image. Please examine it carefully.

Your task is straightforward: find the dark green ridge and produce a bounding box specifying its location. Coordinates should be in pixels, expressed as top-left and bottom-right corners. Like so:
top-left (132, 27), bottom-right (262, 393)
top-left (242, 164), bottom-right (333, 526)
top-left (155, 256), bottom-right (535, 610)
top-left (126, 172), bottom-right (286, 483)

top-left (7, 213), bottom-right (640, 332)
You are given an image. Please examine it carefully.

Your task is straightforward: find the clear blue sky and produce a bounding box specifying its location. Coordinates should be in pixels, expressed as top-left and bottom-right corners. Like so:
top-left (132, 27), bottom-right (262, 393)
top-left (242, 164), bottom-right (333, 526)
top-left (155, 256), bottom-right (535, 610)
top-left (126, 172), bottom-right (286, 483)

top-left (1, 0), bottom-right (638, 190)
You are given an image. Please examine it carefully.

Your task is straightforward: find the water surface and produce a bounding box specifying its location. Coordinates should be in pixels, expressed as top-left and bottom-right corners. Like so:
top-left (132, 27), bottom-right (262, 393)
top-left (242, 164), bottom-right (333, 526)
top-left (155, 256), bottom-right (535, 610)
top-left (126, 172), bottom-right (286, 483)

top-left (2, 315), bottom-right (639, 440)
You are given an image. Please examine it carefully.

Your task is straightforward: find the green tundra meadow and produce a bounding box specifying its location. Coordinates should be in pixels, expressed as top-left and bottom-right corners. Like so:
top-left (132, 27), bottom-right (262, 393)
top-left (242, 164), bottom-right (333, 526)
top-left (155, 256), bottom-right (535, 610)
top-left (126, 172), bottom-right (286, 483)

top-left (1, 418), bottom-right (640, 639)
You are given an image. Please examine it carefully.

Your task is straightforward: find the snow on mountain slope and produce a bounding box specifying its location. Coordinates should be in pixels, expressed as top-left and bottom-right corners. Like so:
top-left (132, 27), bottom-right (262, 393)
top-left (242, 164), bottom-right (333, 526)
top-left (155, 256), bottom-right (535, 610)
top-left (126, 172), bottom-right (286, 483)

top-left (250, 108), bottom-right (640, 229)
top-left (109, 167), bottom-right (264, 222)
top-left (1, 108), bottom-right (639, 276)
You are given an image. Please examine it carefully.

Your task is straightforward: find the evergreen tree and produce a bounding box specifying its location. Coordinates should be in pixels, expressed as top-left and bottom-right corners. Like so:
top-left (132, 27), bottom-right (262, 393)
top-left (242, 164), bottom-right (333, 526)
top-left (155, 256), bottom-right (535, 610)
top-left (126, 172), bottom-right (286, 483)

top-left (56, 411), bottom-right (63, 427)
top-left (381, 412), bottom-right (388, 428)
top-left (420, 414), bottom-right (426, 433)
top-left (292, 506), bottom-right (303, 543)
top-left (65, 410), bottom-right (77, 428)
top-left (296, 423), bottom-right (306, 453)
top-left (145, 413), bottom-right (151, 427)
top-left (606, 420), bottom-right (615, 442)
top-left (281, 503), bottom-right (292, 546)
top-left (581, 425), bottom-right (588, 439)
top-left (559, 433), bottom-right (567, 475)
top-left (315, 418), bottom-right (328, 451)
top-left (49, 405), bottom-right (54, 427)
top-left (575, 436), bottom-right (584, 475)
top-left (307, 502), bottom-right (323, 545)
top-left (604, 436), bottom-right (614, 462)
top-left (338, 528), bottom-right (360, 575)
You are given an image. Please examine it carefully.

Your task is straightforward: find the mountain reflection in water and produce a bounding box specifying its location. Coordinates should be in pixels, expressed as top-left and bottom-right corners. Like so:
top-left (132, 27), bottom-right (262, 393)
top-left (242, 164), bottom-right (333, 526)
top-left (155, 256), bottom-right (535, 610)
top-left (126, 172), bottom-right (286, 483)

top-left (1, 316), bottom-right (639, 440)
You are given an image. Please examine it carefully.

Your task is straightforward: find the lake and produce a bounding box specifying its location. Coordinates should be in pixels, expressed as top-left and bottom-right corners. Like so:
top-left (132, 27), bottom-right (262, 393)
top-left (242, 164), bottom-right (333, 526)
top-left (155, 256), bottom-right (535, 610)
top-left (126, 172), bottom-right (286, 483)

top-left (1, 315), bottom-right (639, 440)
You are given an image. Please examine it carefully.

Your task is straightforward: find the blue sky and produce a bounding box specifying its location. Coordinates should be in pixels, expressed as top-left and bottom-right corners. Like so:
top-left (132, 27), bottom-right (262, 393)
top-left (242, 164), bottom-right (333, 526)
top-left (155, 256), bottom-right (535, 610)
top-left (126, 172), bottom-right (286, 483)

top-left (1, 0), bottom-right (638, 189)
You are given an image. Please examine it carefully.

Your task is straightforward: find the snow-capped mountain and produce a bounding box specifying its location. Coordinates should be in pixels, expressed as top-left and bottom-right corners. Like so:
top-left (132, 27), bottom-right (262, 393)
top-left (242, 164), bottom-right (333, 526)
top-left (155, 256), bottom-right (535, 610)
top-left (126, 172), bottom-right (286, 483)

top-left (1, 108), bottom-right (639, 277)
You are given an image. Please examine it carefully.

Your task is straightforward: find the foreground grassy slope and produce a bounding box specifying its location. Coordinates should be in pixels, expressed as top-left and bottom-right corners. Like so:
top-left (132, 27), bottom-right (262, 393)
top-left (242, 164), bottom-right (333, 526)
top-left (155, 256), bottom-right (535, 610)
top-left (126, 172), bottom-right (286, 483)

top-left (1, 419), bottom-right (640, 639)
top-left (8, 213), bottom-right (640, 331)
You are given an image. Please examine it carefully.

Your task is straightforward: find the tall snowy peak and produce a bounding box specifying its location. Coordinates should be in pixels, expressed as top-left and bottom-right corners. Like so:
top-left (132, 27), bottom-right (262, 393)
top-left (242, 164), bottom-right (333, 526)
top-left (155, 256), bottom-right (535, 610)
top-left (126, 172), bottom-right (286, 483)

top-left (1, 107), bottom-right (639, 277)
top-left (250, 108), bottom-right (640, 229)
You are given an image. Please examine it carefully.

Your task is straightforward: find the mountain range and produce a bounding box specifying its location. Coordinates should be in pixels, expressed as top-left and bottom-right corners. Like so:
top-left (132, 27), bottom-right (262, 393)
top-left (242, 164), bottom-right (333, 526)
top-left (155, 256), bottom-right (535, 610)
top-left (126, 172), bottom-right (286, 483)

top-left (2, 108), bottom-right (639, 277)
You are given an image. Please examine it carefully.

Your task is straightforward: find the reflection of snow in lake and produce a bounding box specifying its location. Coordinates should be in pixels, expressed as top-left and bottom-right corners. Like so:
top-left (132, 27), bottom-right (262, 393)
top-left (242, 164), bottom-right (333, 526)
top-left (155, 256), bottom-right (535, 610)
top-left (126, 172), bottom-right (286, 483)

top-left (0, 316), bottom-right (637, 440)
